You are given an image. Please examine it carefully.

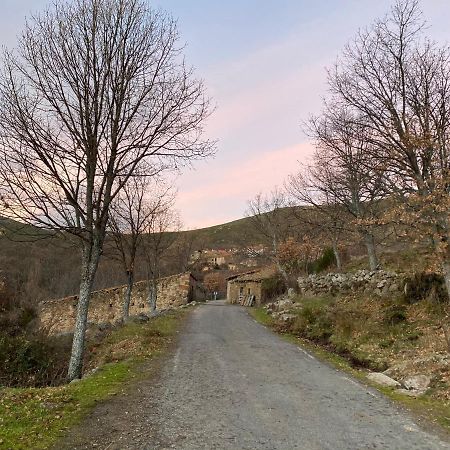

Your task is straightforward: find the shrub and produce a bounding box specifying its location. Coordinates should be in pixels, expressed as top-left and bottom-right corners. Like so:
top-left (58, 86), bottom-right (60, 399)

top-left (403, 272), bottom-right (448, 304)
top-left (384, 304), bottom-right (408, 325)
top-left (262, 274), bottom-right (286, 301)
top-left (309, 247), bottom-right (336, 274)
top-left (291, 303), bottom-right (333, 342)
top-left (0, 333), bottom-right (69, 387)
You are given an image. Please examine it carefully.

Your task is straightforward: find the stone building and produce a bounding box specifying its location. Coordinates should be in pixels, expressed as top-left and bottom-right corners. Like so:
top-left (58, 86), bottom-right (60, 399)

top-left (38, 272), bottom-right (206, 335)
top-left (226, 267), bottom-right (278, 306)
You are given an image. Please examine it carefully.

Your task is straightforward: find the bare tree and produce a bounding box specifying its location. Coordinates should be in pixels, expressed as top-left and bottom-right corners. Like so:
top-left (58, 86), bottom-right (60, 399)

top-left (108, 176), bottom-right (164, 321)
top-left (0, 0), bottom-right (213, 380)
top-left (247, 189), bottom-right (293, 284)
top-left (289, 108), bottom-right (386, 270)
top-left (287, 173), bottom-right (346, 271)
top-left (169, 232), bottom-right (201, 274)
top-left (144, 199), bottom-right (180, 313)
top-left (328, 0), bottom-right (450, 287)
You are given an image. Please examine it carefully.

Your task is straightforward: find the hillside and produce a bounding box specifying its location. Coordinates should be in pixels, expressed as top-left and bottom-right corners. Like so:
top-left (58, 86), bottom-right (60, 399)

top-left (0, 214), bottom-right (268, 307)
top-left (0, 204), bottom-right (432, 309)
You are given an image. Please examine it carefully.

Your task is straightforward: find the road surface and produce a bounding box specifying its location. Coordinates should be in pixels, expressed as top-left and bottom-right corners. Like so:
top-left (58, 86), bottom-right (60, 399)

top-left (62, 301), bottom-right (450, 449)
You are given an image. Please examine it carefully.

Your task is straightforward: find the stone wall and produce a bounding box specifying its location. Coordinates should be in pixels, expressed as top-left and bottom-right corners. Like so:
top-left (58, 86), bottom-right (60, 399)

top-left (298, 270), bottom-right (405, 298)
top-left (38, 272), bottom-right (206, 335)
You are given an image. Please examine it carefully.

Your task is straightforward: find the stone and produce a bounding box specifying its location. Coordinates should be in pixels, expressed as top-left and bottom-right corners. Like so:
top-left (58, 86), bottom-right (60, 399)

top-left (367, 372), bottom-right (401, 388)
top-left (287, 288), bottom-right (296, 299)
top-left (279, 313), bottom-right (297, 323)
top-left (388, 283), bottom-right (400, 293)
top-left (383, 362), bottom-right (408, 378)
top-left (396, 388), bottom-right (426, 397)
top-left (275, 299), bottom-right (294, 311)
top-left (129, 313), bottom-right (150, 323)
top-left (402, 375), bottom-right (431, 392)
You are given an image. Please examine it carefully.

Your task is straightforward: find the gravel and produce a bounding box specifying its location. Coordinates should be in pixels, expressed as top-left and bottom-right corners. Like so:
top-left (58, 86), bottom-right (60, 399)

top-left (60, 300), bottom-right (450, 449)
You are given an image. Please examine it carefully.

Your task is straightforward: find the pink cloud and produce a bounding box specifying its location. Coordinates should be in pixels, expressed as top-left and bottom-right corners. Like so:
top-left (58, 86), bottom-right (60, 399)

top-left (176, 141), bottom-right (314, 229)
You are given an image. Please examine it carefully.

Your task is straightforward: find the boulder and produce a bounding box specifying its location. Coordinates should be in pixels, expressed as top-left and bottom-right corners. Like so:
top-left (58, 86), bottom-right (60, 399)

top-left (367, 372), bottom-right (401, 388)
top-left (287, 288), bottom-right (296, 299)
top-left (383, 362), bottom-right (408, 378)
top-left (274, 299), bottom-right (294, 312)
top-left (396, 388), bottom-right (426, 397)
top-left (279, 313), bottom-right (297, 323)
top-left (402, 375), bottom-right (431, 392)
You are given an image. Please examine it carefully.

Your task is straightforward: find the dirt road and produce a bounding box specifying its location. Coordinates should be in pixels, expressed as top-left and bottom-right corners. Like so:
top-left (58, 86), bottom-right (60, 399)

top-left (62, 301), bottom-right (450, 449)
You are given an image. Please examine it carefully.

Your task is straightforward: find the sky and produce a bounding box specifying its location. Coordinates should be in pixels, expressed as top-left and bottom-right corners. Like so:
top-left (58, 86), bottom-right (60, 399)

top-left (2, 1), bottom-right (450, 229)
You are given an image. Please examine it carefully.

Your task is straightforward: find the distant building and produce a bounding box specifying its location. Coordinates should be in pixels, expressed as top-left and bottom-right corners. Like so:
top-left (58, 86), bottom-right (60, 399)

top-left (191, 249), bottom-right (234, 268)
top-left (226, 267), bottom-right (279, 306)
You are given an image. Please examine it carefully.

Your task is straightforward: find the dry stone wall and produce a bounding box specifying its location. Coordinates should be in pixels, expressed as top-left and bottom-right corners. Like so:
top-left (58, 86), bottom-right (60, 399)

top-left (38, 272), bottom-right (206, 335)
top-left (298, 270), bottom-right (405, 298)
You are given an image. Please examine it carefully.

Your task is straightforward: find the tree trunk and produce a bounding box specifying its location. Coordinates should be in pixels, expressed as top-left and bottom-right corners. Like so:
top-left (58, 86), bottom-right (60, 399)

top-left (123, 270), bottom-right (134, 321)
top-left (67, 241), bottom-right (101, 381)
top-left (363, 232), bottom-right (379, 271)
top-left (148, 278), bottom-right (158, 314)
top-left (442, 261), bottom-right (450, 302)
top-left (332, 242), bottom-right (342, 271)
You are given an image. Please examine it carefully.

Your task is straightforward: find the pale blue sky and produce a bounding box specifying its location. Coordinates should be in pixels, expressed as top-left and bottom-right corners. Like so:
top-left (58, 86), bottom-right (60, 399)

top-left (2, 1), bottom-right (450, 228)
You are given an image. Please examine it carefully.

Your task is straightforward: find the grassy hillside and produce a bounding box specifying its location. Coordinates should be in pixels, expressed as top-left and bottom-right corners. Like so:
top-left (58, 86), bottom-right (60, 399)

top-left (0, 214), bottom-right (268, 307)
top-left (0, 204), bottom-right (433, 308)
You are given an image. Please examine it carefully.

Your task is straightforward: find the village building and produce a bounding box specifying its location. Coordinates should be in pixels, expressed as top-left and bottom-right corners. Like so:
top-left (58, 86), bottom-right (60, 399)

top-left (190, 248), bottom-right (236, 268)
top-left (226, 267), bottom-right (279, 306)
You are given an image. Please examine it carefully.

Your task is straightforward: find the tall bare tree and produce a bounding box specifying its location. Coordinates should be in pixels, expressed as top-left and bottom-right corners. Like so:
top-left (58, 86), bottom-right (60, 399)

top-left (144, 201), bottom-right (180, 313)
top-left (328, 0), bottom-right (450, 287)
top-left (108, 176), bottom-right (166, 321)
top-left (290, 108), bottom-right (386, 270)
top-left (287, 172), bottom-right (346, 271)
top-left (247, 189), bottom-right (293, 284)
top-left (0, 0), bottom-right (213, 380)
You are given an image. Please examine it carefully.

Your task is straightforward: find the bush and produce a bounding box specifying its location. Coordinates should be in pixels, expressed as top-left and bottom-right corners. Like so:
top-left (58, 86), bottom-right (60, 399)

top-left (262, 274), bottom-right (286, 301)
top-left (403, 272), bottom-right (448, 304)
top-left (0, 333), bottom-right (69, 387)
top-left (291, 303), bottom-right (333, 342)
top-left (384, 304), bottom-right (408, 325)
top-left (310, 247), bottom-right (336, 274)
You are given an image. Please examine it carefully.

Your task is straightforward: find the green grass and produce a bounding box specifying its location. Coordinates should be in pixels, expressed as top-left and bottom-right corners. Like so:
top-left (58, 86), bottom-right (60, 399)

top-left (0, 310), bottom-right (186, 450)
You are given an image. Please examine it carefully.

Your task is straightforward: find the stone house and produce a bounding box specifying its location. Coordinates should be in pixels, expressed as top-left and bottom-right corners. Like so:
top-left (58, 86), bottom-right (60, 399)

top-left (226, 267), bottom-right (278, 306)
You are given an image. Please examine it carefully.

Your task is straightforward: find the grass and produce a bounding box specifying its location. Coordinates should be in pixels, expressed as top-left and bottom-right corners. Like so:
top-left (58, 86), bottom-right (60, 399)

top-left (249, 305), bottom-right (450, 434)
top-left (0, 310), bottom-right (187, 450)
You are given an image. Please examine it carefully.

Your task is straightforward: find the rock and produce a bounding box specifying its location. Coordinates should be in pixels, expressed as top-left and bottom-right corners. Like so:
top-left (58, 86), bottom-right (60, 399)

top-left (402, 375), bottom-right (431, 392)
top-left (396, 388), bottom-right (426, 397)
top-left (287, 288), bottom-right (296, 299)
top-left (83, 367), bottom-right (100, 378)
top-left (279, 313), bottom-right (297, 323)
top-left (388, 283), bottom-right (400, 293)
top-left (383, 362), bottom-right (408, 378)
top-left (275, 299), bottom-right (294, 311)
top-left (367, 372), bottom-right (401, 388)
top-left (129, 313), bottom-right (150, 323)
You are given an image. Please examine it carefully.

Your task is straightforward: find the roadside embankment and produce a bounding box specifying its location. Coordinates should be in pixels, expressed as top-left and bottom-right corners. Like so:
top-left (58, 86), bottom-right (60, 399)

top-left (250, 288), bottom-right (450, 432)
top-left (0, 308), bottom-right (190, 450)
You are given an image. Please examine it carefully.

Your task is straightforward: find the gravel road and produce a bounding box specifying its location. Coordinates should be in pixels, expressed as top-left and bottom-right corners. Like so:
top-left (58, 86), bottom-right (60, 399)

top-left (62, 301), bottom-right (450, 450)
